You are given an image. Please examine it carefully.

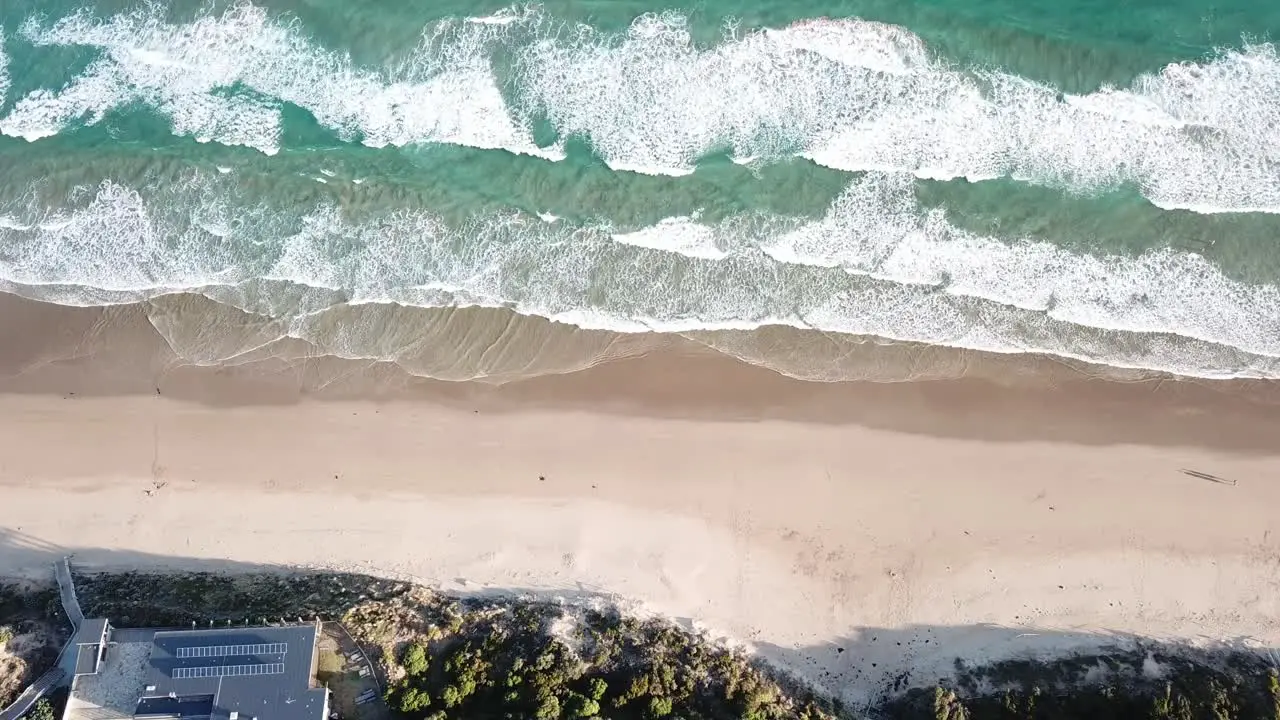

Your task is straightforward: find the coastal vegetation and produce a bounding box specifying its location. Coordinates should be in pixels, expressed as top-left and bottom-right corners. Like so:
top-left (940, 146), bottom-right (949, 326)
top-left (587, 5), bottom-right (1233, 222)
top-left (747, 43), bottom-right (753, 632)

top-left (342, 591), bottom-right (834, 720)
top-left (886, 651), bottom-right (1280, 720)
top-left (76, 572), bottom-right (833, 719)
top-left (28, 698), bottom-right (55, 720)
top-left (2, 571), bottom-right (1274, 720)
top-left (0, 582), bottom-right (64, 709)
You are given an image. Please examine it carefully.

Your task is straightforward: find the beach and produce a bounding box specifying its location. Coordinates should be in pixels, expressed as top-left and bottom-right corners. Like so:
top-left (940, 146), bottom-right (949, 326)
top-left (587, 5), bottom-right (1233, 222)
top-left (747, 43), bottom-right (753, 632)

top-left (3, 0), bottom-right (1280, 710)
top-left (1, 295), bottom-right (1278, 704)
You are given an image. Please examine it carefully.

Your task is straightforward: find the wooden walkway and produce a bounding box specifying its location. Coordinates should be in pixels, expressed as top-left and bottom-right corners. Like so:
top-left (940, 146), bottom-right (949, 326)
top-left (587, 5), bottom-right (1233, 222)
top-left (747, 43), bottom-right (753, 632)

top-left (0, 668), bottom-right (67, 720)
top-left (55, 558), bottom-right (85, 629)
top-left (0, 558), bottom-right (85, 720)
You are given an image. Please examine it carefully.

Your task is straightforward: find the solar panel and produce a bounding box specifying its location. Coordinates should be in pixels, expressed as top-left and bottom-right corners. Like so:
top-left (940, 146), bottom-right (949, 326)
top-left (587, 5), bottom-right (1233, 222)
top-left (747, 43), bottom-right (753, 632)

top-left (175, 643), bottom-right (288, 659)
top-left (172, 663), bottom-right (285, 679)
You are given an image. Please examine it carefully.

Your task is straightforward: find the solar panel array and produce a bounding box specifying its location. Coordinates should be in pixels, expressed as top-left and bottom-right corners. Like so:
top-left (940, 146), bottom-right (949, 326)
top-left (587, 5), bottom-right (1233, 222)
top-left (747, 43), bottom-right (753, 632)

top-left (173, 663), bottom-right (286, 679)
top-left (176, 643), bottom-right (288, 659)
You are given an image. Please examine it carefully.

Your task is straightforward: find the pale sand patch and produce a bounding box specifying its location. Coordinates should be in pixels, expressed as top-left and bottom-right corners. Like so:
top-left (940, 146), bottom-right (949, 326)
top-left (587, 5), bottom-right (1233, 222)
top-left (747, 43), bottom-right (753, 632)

top-left (1, 391), bottom-right (1279, 704)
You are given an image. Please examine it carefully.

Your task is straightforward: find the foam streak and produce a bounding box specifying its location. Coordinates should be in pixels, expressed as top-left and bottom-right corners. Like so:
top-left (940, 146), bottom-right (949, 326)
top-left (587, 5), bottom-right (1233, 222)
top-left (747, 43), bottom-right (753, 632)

top-left (1, 175), bottom-right (1278, 379)
top-left (2, 6), bottom-right (1277, 211)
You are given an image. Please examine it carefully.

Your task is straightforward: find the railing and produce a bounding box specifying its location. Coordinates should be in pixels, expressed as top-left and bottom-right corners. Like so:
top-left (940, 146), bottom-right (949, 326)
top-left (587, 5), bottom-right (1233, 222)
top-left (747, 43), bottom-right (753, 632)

top-left (0, 556), bottom-right (91, 720)
top-left (54, 559), bottom-right (84, 630)
top-left (325, 622), bottom-right (382, 695)
top-left (0, 667), bottom-right (68, 720)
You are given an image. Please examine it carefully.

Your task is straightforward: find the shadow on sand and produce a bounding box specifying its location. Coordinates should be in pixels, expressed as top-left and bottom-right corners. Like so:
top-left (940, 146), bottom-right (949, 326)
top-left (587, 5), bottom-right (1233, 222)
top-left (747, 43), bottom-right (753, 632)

top-left (3, 528), bottom-right (1277, 717)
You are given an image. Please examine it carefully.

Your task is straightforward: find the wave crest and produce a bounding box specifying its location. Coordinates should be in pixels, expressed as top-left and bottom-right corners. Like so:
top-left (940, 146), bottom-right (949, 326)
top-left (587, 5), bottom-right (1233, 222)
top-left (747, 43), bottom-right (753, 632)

top-left (0, 25), bottom-right (9, 105)
top-left (1, 5), bottom-right (1277, 212)
top-left (3, 2), bottom-right (560, 158)
top-left (1, 173), bottom-right (1278, 379)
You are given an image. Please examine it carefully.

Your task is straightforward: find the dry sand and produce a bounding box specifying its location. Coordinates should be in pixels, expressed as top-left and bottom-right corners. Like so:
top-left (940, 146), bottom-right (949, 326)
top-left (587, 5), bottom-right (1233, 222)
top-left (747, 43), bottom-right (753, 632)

top-left (1, 295), bottom-right (1279, 705)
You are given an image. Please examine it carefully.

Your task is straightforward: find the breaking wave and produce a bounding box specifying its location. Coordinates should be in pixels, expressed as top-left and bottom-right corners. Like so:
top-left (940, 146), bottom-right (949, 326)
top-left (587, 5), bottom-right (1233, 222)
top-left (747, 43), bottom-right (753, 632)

top-left (1, 172), bottom-right (1278, 379)
top-left (0, 3), bottom-right (560, 158)
top-left (0, 26), bottom-right (9, 104)
top-left (0, 4), bottom-right (1277, 212)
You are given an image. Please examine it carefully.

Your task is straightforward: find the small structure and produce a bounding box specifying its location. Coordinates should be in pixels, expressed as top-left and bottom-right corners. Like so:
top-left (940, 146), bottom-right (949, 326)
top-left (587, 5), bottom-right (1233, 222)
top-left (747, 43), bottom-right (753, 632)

top-left (71, 618), bottom-right (112, 677)
top-left (63, 621), bottom-right (328, 720)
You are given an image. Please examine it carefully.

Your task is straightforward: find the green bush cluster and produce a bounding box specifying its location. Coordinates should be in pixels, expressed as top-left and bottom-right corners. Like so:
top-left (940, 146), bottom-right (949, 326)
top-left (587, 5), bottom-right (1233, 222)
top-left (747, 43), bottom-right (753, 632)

top-left (62, 570), bottom-right (1280, 720)
top-left (887, 657), bottom-right (1280, 720)
top-left (75, 571), bottom-right (410, 628)
top-left (380, 604), bottom-right (833, 720)
top-left (28, 698), bottom-right (55, 720)
top-left (1269, 669), bottom-right (1280, 720)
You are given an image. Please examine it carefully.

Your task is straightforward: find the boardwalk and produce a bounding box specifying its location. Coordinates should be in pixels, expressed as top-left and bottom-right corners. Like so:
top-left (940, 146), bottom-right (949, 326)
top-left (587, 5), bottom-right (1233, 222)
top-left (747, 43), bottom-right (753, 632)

top-left (54, 558), bottom-right (85, 630)
top-left (0, 668), bottom-right (67, 720)
top-left (0, 558), bottom-right (85, 720)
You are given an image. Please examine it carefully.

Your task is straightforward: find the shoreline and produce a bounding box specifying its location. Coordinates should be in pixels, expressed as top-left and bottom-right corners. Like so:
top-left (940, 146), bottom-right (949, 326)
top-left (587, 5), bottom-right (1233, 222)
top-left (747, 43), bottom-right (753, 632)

top-left (1, 291), bottom-right (1279, 703)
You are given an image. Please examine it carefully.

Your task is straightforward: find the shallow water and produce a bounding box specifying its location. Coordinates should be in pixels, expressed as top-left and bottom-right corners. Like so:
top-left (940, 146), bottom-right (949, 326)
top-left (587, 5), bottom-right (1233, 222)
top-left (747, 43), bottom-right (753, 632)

top-left (1, 0), bottom-right (1278, 381)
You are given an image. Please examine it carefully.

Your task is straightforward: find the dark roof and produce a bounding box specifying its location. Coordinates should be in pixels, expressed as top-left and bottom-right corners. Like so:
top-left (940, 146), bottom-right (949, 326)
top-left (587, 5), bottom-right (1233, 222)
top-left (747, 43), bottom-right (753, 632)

top-left (136, 696), bottom-right (214, 718)
top-left (137, 625), bottom-right (326, 720)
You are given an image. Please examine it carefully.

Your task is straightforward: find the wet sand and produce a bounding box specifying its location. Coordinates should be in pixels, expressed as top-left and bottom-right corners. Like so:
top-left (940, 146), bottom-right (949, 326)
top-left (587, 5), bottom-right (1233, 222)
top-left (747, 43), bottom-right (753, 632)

top-left (0, 292), bottom-right (1278, 703)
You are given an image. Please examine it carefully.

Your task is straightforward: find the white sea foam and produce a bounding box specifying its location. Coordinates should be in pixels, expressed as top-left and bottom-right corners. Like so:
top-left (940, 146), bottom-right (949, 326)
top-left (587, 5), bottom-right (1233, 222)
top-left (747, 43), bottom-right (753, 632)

top-left (0, 214), bottom-right (30, 231)
top-left (514, 14), bottom-right (1280, 212)
top-left (4, 6), bottom-right (1278, 211)
top-left (5, 2), bottom-right (558, 158)
top-left (1, 175), bottom-right (1279, 379)
top-left (760, 173), bottom-right (1280, 357)
top-left (611, 216), bottom-right (728, 259)
top-left (765, 17), bottom-right (930, 75)
top-left (466, 8), bottom-right (527, 26)
top-left (0, 26), bottom-right (10, 106)
top-left (0, 180), bottom-right (245, 292)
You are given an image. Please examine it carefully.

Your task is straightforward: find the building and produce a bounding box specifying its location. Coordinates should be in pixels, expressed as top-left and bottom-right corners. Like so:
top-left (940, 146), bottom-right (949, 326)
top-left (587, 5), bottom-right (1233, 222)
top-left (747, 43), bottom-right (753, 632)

top-left (62, 621), bottom-right (329, 720)
top-left (69, 618), bottom-right (111, 678)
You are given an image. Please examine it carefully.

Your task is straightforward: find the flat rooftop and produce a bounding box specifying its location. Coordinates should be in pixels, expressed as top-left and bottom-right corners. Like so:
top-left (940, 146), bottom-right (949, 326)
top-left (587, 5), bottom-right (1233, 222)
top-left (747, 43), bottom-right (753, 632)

top-left (138, 625), bottom-right (325, 720)
top-left (64, 625), bottom-right (326, 720)
top-left (64, 638), bottom-right (155, 720)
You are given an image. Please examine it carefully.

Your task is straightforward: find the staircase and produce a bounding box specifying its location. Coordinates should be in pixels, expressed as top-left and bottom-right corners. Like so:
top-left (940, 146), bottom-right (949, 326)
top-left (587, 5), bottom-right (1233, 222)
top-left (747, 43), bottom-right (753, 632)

top-left (0, 667), bottom-right (68, 720)
top-left (0, 558), bottom-right (86, 720)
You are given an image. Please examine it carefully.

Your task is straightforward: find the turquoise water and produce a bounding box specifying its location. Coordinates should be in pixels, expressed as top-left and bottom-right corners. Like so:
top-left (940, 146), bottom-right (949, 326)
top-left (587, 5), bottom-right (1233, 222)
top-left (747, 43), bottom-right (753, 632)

top-left (1, 0), bottom-right (1278, 380)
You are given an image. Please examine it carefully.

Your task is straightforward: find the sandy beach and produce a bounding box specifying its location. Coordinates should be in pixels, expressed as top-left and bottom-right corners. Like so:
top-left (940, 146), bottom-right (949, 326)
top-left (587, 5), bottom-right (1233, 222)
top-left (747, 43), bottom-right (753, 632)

top-left (1, 295), bottom-right (1279, 705)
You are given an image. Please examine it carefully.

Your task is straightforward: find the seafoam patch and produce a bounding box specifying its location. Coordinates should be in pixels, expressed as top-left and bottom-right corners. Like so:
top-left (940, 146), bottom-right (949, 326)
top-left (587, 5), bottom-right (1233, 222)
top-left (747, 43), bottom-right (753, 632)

top-left (3, 7), bottom-right (1278, 211)
top-left (0, 25), bottom-right (10, 105)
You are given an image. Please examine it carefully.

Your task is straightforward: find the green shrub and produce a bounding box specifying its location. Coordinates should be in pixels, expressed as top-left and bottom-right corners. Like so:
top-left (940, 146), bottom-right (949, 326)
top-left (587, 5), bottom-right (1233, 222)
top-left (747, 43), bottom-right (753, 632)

top-left (1268, 669), bottom-right (1280, 720)
top-left (647, 696), bottom-right (673, 718)
top-left (588, 677), bottom-right (608, 701)
top-left (440, 686), bottom-right (461, 708)
top-left (565, 692), bottom-right (600, 718)
top-left (397, 687), bottom-right (431, 713)
top-left (932, 687), bottom-right (968, 720)
top-left (29, 699), bottom-right (55, 720)
top-left (535, 694), bottom-right (561, 720)
top-left (402, 642), bottom-right (429, 676)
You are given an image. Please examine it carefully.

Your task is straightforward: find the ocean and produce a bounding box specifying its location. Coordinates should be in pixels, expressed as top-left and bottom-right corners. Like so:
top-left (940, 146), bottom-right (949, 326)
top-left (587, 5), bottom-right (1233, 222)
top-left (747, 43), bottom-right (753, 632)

top-left (1, 0), bottom-right (1278, 382)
